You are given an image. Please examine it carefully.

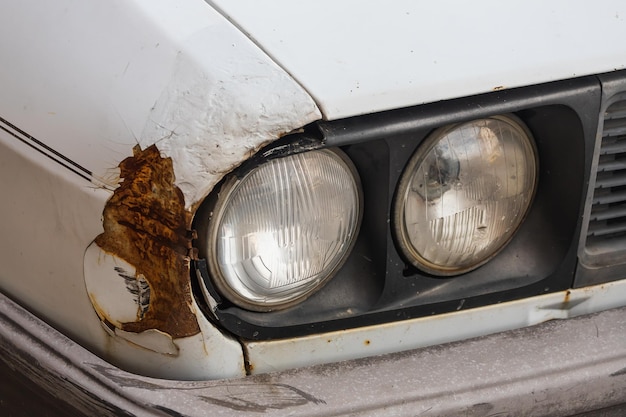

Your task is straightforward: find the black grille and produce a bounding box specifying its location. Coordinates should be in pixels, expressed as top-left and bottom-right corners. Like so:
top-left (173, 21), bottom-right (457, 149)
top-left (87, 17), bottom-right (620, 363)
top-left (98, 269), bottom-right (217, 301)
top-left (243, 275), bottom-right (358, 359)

top-left (587, 101), bottom-right (626, 250)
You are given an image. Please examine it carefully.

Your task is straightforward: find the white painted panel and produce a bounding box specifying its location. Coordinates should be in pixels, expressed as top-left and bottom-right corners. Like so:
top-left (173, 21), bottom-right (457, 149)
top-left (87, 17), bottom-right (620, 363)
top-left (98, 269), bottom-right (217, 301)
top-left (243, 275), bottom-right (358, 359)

top-left (211, 0), bottom-right (626, 119)
top-left (246, 280), bottom-right (626, 374)
top-left (0, 0), bottom-right (320, 380)
top-left (0, 0), bottom-right (320, 206)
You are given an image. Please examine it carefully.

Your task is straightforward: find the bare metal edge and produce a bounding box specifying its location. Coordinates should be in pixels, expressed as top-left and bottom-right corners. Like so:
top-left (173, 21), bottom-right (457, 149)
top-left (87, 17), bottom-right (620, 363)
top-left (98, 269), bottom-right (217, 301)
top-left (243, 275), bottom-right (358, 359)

top-left (1, 290), bottom-right (626, 416)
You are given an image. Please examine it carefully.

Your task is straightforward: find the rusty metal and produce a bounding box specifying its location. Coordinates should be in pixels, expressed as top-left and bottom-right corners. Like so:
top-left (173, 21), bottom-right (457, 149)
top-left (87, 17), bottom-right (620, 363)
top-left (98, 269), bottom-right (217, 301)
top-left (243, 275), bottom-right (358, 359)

top-left (95, 144), bottom-right (199, 338)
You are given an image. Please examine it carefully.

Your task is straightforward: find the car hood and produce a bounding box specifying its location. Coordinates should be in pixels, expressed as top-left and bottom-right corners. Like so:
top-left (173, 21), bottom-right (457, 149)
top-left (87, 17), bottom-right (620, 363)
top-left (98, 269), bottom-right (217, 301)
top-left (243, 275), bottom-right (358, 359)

top-left (211, 1), bottom-right (626, 120)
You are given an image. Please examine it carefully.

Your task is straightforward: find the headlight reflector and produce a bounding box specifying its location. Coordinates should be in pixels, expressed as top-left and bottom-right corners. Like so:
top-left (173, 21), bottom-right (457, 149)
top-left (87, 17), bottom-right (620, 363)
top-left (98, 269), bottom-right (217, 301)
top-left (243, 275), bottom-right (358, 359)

top-left (394, 115), bottom-right (538, 276)
top-left (207, 149), bottom-right (361, 311)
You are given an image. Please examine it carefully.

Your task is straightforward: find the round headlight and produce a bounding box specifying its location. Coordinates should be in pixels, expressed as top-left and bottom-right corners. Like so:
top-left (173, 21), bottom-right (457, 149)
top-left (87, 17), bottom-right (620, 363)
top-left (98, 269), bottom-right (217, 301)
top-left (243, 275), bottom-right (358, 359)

top-left (206, 148), bottom-right (361, 311)
top-left (394, 115), bottom-right (538, 276)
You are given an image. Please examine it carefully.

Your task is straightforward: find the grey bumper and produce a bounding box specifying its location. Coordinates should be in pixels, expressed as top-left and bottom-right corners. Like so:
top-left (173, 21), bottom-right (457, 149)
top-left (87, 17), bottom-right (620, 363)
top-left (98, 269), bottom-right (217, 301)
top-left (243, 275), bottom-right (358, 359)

top-left (1, 291), bottom-right (626, 417)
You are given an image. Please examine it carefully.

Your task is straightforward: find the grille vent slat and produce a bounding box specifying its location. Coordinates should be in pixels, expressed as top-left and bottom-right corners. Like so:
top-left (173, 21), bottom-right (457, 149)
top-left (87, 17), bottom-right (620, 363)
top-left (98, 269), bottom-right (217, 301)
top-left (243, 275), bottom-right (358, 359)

top-left (590, 206), bottom-right (626, 222)
top-left (601, 119), bottom-right (626, 137)
top-left (596, 157), bottom-right (626, 172)
top-left (588, 221), bottom-right (626, 237)
top-left (599, 138), bottom-right (626, 155)
top-left (595, 172), bottom-right (626, 188)
top-left (604, 101), bottom-right (626, 120)
top-left (586, 100), bottom-right (626, 252)
top-left (593, 189), bottom-right (626, 205)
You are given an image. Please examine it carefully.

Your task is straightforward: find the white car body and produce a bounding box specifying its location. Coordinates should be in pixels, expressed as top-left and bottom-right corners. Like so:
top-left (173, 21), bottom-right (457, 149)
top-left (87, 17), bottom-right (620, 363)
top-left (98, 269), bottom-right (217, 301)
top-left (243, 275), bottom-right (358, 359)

top-left (2, 1), bottom-right (626, 415)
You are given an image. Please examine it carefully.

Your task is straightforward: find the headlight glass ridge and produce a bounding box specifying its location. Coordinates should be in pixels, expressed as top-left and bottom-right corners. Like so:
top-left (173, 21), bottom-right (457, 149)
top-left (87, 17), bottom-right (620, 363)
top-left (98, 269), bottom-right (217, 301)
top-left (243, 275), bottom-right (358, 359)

top-left (394, 115), bottom-right (538, 276)
top-left (207, 148), bottom-right (362, 311)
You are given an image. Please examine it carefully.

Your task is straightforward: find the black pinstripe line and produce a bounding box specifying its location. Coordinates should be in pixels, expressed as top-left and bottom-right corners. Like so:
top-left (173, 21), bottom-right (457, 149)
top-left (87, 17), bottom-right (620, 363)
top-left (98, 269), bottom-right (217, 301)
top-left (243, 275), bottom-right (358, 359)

top-left (0, 116), bottom-right (93, 182)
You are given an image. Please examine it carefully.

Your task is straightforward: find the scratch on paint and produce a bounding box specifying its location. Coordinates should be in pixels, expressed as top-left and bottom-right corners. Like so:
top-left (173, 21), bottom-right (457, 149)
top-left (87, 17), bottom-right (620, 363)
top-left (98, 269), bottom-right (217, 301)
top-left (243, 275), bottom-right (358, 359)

top-left (90, 363), bottom-right (326, 413)
top-left (115, 267), bottom-right (151, 320)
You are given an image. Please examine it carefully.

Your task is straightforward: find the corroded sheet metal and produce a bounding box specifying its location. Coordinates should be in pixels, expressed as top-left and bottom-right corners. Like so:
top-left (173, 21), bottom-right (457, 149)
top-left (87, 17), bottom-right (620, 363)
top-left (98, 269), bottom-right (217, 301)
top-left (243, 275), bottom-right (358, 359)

top-left (76, 0), bottom-right (320, 375)
top-left (94, 145), bottom-right (199, 338)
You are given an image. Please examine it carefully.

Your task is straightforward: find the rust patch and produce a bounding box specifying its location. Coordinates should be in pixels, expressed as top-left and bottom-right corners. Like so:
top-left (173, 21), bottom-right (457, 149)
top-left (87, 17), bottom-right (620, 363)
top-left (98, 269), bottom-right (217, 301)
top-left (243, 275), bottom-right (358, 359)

top-left (95, 144), bottom-right (200, 338)
top-left (561, 289), bottom-right (572, 310)
top-left (564, 290), bottom-right (572, 304)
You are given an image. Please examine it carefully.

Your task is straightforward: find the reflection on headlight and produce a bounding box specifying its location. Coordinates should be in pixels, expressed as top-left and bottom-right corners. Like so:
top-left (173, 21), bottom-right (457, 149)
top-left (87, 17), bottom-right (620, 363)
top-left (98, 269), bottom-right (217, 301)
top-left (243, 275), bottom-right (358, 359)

top-left (206, 148), bottom-right (362, 311)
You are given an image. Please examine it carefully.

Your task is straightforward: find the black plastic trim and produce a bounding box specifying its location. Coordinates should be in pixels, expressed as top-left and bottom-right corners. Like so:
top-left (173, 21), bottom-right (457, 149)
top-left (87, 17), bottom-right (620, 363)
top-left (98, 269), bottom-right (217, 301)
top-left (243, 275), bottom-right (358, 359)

top-left (194, 74), bottom-right (603, 340)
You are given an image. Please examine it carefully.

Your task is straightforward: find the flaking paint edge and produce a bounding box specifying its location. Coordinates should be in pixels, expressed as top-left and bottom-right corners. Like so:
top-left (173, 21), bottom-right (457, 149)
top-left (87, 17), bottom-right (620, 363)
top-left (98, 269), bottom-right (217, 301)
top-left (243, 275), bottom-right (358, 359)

top-left (83, 8), bottom-right (321, 379)
top-left (138, 30), bottom-right (322, 211)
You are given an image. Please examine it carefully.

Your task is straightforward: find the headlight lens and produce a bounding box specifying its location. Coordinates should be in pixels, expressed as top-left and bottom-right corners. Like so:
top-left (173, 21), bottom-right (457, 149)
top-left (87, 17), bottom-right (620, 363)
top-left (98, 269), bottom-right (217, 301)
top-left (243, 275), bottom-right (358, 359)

top-left (394, 115), bottom-right (538, 276)
top-left (207, 148), bottom-right (361, 311)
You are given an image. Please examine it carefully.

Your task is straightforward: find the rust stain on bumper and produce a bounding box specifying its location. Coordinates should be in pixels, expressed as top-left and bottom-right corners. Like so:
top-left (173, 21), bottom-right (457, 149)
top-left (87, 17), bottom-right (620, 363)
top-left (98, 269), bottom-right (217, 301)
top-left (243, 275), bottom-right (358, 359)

top-left (95, 144), bottom-right (200, 338)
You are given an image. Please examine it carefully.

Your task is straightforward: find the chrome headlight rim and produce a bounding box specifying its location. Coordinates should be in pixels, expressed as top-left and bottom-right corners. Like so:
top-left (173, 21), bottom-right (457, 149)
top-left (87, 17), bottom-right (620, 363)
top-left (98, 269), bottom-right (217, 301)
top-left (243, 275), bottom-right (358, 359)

top-left (393, 114), bottom-right (539, 277)
top-left (205, 147), bottom-right (363, 312)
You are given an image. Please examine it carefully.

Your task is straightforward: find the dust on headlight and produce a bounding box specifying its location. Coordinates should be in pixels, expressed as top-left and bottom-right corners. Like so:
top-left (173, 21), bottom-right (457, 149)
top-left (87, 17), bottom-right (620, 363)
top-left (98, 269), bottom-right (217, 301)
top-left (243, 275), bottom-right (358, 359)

top-left (394, 115), bottom-right (538, 276)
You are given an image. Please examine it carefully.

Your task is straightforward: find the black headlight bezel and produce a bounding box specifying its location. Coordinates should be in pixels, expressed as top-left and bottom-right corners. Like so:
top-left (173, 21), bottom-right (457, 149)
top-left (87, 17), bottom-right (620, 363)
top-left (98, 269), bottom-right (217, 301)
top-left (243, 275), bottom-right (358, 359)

top-left (199, 147), bottom-right (363, 312)
top-left (193, 75), bottom-right (600, 340)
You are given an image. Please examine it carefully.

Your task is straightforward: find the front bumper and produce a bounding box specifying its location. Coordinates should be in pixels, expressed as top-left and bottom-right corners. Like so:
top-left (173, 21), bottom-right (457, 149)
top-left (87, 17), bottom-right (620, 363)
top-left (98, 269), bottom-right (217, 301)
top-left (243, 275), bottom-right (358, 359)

top-left (2, 291), bottom-right (626, 416)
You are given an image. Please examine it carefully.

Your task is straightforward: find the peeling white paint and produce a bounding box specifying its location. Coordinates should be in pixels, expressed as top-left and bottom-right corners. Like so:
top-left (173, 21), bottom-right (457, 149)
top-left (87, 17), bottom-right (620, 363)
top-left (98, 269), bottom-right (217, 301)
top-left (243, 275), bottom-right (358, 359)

top-left (85, 244), bottom-right (246, 378)
top-left (84, 246), bottom-right (144, 327)
top-left (112, 328), bottom-right (180, 357)
top-left (78, 1), bottom-right (320, 376)
top-left (0, 0), bottom-right (322, 380)
top-left (0, 0), bottom-right (321, 203)
top-left (137, 9), bottom-right (321, 209)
